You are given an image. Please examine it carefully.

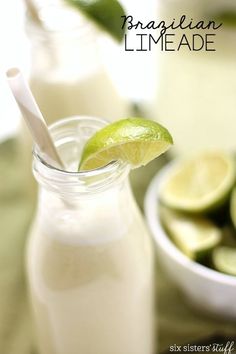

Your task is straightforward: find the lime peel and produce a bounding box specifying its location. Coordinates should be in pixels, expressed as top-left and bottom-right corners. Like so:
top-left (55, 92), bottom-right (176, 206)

top-left (230, 187), bottom-right (236, 229)
top-left (79, 117), bottom-right (173, 171)
top-left (213, 246), bottom-right (236, 276)
top-left (160, 207), bottom-right (222, 260)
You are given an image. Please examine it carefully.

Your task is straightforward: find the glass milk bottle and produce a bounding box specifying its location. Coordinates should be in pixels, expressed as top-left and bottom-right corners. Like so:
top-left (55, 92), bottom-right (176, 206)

top-left (19, 5), bottom-right (129, 194)
top-left (28, 4), bottom-right (129, 122)
top-left (26, 116), bottom-right (155, 354)
top-left (20, 5), bottom-right (129, 155)
top-left (155, 0), bottom-right (236, 156)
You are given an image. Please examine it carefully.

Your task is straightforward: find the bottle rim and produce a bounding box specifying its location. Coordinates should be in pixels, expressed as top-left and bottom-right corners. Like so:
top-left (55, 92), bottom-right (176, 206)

top-left (32, 116), bottom-right (130, 195)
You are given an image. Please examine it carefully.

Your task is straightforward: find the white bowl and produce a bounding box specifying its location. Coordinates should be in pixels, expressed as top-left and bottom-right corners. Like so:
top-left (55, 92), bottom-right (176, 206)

top-left (144, 162), bottom-right (236, 320)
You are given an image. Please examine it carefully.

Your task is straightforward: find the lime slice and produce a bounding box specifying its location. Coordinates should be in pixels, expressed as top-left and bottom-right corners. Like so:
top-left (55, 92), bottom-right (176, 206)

top-left (160, 207), bottom-right (222, 260)
top-left (160, 151), bottom-right (236, 214)
top-left (79, 118), bottom-right (173, 171)
top-left (213, 246), bottom-right (236, 276)
top-left (65, 0), bottom-right (126, 42)
top-left (230, 187), bottom-right (236, 229)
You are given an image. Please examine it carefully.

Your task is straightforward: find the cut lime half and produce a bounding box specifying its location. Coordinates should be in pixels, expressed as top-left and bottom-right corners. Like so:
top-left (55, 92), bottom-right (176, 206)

top-left (213, 246), bottom-right (236, 276)
top-left (160, 151), bottom-right (236, 214)
top-left (160, 207), bottom-right (222, 260)
top-left (79, 118), bottom-right (173, 171)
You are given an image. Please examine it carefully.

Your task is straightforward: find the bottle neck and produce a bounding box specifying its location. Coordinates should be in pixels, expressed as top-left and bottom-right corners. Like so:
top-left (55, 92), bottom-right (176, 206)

top-left (34, 157), bottom-right (130, 202)
top-left (33, 116), bottom-right (130, 202)
top-left (35, 174), bottom-right (134, 246)
top-left (32, 117), bottom-right (134, 245)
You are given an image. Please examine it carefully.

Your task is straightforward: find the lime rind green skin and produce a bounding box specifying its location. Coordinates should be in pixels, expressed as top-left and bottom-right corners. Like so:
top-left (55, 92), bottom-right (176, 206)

top-left (213, 246), bottom-right (236, 276)
top-left (79, 117), bottom-right (173, 171)
top-left (160, 190), bottom-right (232, 216)
top-left (161, 221), bottom-right (221, 262)
top-left (65, 0), bottom-right (126, 42)
top-left (230, 187), bottom-right (236, 229)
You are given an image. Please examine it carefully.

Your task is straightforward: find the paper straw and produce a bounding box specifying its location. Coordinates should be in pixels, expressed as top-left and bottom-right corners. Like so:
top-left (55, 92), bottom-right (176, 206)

top-left (24, 0), bottom-right (42, 25)
top-left (6, 67), bottom-right (64, 169)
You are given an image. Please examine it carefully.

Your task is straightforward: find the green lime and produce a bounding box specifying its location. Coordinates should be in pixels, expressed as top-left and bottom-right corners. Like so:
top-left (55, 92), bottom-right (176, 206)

top-left (230, 187), bottom-right (236, 229)
top-left (79, 118), bottom-right (173, 171)
top-left (160, 207), bottom-right (222, 260)
top-left (160, 151), bottom-right (236, 214)
top-left (65, 0), bottom-right (126, 41)
top-left (213, 246), bottom-right (236, 276)
top-left (214, 11), bottom-right (236, 28)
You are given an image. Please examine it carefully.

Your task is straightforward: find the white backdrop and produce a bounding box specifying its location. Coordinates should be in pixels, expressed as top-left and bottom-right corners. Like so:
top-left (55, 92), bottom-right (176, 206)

top-left (0, 0), bottom-right (30, 140)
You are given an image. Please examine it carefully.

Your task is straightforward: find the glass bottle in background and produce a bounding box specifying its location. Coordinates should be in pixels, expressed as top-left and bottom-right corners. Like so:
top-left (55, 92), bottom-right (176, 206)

top-left (26, 116), bottom-right (155, 354)
top-left (155, 0), bottom-right (236, 156)
top-left (19, 4), bottom-right (130, 194)
top-left (26, 5), bottom-right (128, 124)
top-left (26, 11), bottom-right (129, 123)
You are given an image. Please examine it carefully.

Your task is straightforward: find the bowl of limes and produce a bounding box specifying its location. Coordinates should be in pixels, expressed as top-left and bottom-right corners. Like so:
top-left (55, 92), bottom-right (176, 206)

top-left (144, 150), bottom-right (236, 319)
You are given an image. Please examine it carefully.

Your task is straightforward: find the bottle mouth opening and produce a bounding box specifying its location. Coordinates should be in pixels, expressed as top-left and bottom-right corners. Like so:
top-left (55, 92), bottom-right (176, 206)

top-left (33, 148), bottom-right (124, 177)
top-left (32, 116), bottom-right (129, 193)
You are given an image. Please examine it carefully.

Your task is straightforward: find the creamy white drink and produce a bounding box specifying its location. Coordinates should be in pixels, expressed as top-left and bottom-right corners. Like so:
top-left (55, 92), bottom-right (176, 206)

top-left (26, 4), bottom-right (129, 123)
top-left (30, 69), bottom-right (128, 124)
top-left (28, 205), bottom-right (153, 354)
top-left (26, 116), bottom-right (155, 354)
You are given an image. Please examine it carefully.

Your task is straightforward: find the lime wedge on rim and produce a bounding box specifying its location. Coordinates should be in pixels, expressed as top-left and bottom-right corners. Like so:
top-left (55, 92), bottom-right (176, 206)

top-left (65, 0), bottom-right (126, 41)
top-left (79, 118), bottom-right (173, 171)
top-left (160, 207), bottom-right (222, 260)
top-left (213, 246), bottom-right (236, 276)
top-left (160, 151), bottom-right (236, 214)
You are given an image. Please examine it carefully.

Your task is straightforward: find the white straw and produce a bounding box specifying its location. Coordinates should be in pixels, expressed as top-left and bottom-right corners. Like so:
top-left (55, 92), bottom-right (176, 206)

top-left (24, 0), bottom-right (42, 25)
top-left (6, 67), bottom-right (64, 169)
